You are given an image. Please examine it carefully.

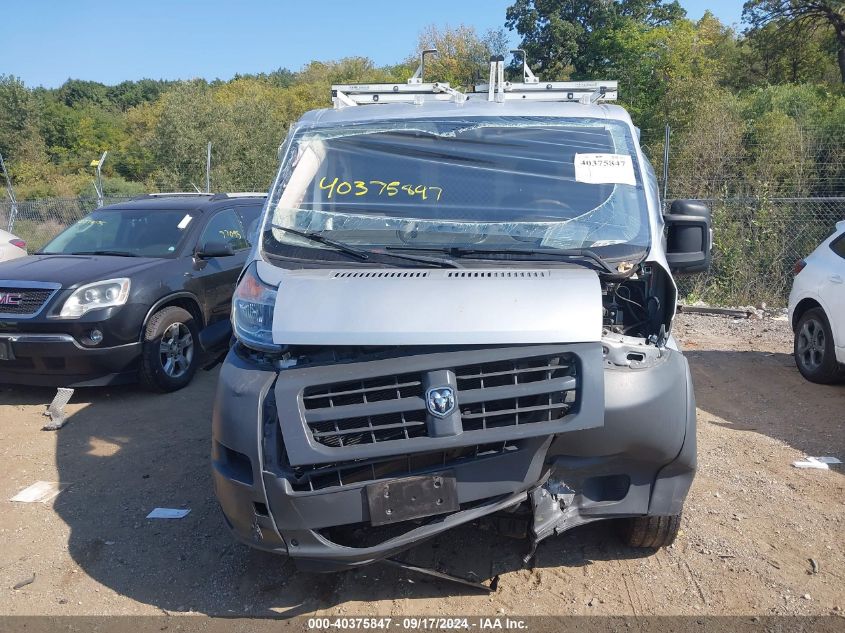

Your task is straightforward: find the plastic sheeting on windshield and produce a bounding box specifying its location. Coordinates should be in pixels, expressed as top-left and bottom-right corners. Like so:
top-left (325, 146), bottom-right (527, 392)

top-left (264, 117), bottom-right (651, 255)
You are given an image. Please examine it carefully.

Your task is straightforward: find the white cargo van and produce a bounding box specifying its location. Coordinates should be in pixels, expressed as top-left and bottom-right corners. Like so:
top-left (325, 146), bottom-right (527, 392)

top-left (211, 54), bottom-right (711, 574)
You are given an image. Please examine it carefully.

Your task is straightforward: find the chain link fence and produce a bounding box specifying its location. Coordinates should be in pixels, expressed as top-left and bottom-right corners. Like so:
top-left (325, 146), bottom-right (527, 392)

top-left (639, 120), bottom-right (845, 306)
top-left (672, 197), bottom-right (843, 306)
top-left (2, 193), bottom-right (842, 307)
top-left (1, 196), bottom-right (132, 252)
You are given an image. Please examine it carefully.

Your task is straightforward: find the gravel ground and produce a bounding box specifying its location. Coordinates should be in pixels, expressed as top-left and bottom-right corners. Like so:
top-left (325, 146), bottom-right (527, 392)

top-left (0, 313), bottom-right (843, 617)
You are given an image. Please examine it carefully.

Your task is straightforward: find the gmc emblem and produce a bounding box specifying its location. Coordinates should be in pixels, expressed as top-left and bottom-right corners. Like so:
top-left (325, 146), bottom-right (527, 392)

top-left (0, 292), bottom-right (23, 306)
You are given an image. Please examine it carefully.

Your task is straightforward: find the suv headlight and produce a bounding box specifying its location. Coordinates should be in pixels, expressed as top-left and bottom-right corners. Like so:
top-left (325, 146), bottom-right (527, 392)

top-left (232, 263), bottom-right (278, 351)
top-left (59, 278), bottom-right (130, 318)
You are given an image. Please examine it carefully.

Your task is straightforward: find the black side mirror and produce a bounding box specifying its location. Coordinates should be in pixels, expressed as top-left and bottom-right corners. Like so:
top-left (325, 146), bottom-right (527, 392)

top-left (664, 200), bottom-right (712, 274)
top-left (196, 240), bottom-right (235, 258)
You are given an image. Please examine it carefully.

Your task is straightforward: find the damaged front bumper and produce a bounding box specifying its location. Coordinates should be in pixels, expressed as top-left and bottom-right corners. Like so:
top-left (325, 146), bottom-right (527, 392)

top-left (212, 340), bottom-right (695, 571)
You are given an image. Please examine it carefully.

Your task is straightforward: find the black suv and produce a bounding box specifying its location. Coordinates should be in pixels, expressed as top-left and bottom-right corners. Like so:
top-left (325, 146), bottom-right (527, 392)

top-left (0, 193), bottom-right (264, 391)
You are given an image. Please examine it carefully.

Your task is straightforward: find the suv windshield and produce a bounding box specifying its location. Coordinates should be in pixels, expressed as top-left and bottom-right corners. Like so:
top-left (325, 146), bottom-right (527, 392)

top-left (41, 209), bottom-right (196, 258)
top-left (262, 116), bottom-right (651, 262)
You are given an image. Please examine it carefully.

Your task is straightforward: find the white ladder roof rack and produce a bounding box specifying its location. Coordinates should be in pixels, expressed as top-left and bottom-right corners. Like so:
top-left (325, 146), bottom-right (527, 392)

top-left (330, 49), bottom-right (617, 108)
top-left (472, 78), bottom-right (618, 103)
top-left (474, 50), bottom-right (617, 103)
top-left (332, 49), bottom-right (467, 108)
top-left (331, 82), bottom-right (466, 107)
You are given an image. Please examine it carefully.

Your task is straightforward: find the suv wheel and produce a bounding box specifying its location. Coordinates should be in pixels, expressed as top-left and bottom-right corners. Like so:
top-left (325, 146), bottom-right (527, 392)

top-left (140, 306), bottom-right (199, 392)
top-left (794, 308), bottom-right (841, 384)
top-left (619, 514), bottom-right (681, 549)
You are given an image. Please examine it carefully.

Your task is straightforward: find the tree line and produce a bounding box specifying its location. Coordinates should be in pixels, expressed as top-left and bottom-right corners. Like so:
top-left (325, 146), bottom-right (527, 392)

top-left (1, 0), bottom-right (845, 201)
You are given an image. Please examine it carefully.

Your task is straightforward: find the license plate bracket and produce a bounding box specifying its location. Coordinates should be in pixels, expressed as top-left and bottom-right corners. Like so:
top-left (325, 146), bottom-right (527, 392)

top-left (366, 471), bottom-right (459, 526)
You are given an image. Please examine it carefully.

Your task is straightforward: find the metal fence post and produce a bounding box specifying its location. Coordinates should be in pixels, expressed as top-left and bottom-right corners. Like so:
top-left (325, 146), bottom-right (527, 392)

top-left (662, 124), bottom-right (670, 204)
top-left (0, 152), bottom-right (19, 233)
top-left (92, 151), bottom-right (108, 208)
top-left (206, 142), bottom-right (212, 193)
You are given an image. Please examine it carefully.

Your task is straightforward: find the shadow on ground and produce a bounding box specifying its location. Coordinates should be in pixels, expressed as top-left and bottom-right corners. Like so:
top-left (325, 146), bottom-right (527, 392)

top-left (19, 367), bottom-right (656, 615)
top-left (26, 346), bottom-right (841, 614)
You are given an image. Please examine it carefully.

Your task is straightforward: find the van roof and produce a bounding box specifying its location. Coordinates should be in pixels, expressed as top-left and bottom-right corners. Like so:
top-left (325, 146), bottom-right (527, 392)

top-left (298, 99), bottom-right (635, 129)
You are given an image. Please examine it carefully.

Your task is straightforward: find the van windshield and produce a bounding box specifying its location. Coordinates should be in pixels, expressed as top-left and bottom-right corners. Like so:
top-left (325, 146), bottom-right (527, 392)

top-left (262, 117), bottom-right (651, 261)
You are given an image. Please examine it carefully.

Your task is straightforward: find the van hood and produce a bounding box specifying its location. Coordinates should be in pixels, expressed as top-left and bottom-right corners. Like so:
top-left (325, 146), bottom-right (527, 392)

top-left (0, 254), bottom-right (164, 288)
top-left (261, 264), bottom-right (602, 346)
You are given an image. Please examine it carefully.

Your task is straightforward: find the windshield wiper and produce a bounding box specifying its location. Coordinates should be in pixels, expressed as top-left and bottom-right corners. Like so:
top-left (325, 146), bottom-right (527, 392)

top-left (386, 246), bottom-right (620, 275)
top-left (367, 249), bottom-right (461, 269)
top-left (268, 224), bottom-right (370, 260)
top-left (466, 247), bottom-right (618, 275)
top-left (69, 250), bottom-right (139, 257)
top-left (267, 224), bottom-right (460, 268)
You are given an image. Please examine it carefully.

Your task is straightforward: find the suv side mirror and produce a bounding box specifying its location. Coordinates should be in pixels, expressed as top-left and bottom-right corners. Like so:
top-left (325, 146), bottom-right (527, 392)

top-left (196, 240), bottom-right (235, 258)
top-left (664, 200), bottom-right (712, 274)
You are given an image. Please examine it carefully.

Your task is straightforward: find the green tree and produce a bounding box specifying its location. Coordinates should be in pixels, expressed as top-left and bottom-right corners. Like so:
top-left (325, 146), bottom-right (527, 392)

top-left (504, 0), bottom-right (686, 79)
top-left (106, 79), bottom-right (174, 111)
top-left (740, 20), bottom-right (838, 85)
top-left (743, 0), bottom-right (845, 83)
top-left (55, 79), bottom-right (110, 108)
top-left (139, 80), bottom-right (216, 190)
top-left (414, 24), bottom-right (511, 88)
top-left (0, 75), bottom-right (42, 161)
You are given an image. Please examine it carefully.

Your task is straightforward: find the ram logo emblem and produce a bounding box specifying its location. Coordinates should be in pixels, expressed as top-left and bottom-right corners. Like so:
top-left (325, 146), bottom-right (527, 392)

top-left (426, 386), bottom-right (456, 418)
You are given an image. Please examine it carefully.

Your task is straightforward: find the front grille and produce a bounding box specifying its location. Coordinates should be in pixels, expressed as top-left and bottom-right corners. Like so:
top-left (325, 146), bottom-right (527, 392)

top-left (303, 374), bottom-right (427, 447)
top-left (288, 442), bottom-right (518, 492)
top-left (308, 410), bottom-right (428, 447)
top-left (455, 355), bottom-right (576, 431)
top-left (303, 374), bottom-right (424, 409)
top-left (0, 287), bottom-right (55, 316)
top-left (454, 355), bottom-right (570, 390)
top-left (300, 352), bottom-right (578, 448)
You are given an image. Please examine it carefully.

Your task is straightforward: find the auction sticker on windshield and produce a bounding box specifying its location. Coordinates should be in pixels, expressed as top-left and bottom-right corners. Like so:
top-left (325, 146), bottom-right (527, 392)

top-left (574, 153), bottom-right (636, 186)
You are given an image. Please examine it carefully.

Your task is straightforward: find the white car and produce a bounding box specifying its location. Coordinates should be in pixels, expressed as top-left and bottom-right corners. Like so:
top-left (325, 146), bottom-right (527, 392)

top-left (788, 220), bottom-right (845, 383)
top-left (0, 228), bottom-right (27, 263)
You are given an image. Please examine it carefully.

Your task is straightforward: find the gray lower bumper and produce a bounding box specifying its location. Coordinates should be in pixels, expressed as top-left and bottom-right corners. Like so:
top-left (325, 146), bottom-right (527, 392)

top-left (211, 344), bottom-right (695, 571)
top-left (0, 333), bottom-right (141, 387)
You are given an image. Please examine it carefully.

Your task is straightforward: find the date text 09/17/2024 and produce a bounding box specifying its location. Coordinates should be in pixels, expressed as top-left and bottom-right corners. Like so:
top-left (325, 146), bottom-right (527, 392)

top-left (306, 617), bottom-right (529, 630)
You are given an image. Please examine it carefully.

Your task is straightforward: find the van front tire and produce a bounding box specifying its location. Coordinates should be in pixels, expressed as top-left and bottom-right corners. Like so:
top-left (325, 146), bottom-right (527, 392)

top-left (140, 306), bottom-right (199, 392)
top-left (619, 514), bottom-right (682, 549)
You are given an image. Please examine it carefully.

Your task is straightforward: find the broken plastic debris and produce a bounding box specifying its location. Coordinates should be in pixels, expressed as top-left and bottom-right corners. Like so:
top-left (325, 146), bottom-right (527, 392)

top-left (792, 456), bottom-right (842, 470)
top-left (146, 508), bottom-right (191, 519)
top-left (10, 481), bottom-right (70, 503)
top-left (42, 387), bottom-right (74, 430)
top-left (793, 459), bottom-right (828, 470)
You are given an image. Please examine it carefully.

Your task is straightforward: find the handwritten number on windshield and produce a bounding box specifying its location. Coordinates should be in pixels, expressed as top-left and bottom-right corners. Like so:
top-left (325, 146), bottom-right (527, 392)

top-left (319, 177), bottom-right (442, 201)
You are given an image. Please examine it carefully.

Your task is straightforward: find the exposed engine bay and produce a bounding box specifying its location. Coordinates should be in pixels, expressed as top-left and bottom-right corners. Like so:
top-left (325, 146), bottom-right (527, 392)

top-left (601, 263), bottom-right (675, 342)
top-left (235, 261), bottom-right (676, 376)
top-left (233, 261), bottom-right (677, 382)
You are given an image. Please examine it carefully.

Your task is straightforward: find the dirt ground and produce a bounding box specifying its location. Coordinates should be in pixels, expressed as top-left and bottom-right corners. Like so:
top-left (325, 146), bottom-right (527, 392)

top-left (0, 314), bottom-right (843, 617)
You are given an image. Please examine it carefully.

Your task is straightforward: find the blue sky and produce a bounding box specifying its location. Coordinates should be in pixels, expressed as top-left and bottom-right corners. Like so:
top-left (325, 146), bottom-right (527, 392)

top-left (2, 0), bottom-right (745, 88)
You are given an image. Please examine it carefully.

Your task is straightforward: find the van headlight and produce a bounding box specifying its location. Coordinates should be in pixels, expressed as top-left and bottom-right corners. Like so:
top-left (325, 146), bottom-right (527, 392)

top-left (232, 263), bottom-right (278, 351)
top-left (59, 278), bottom-right (130, 318)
